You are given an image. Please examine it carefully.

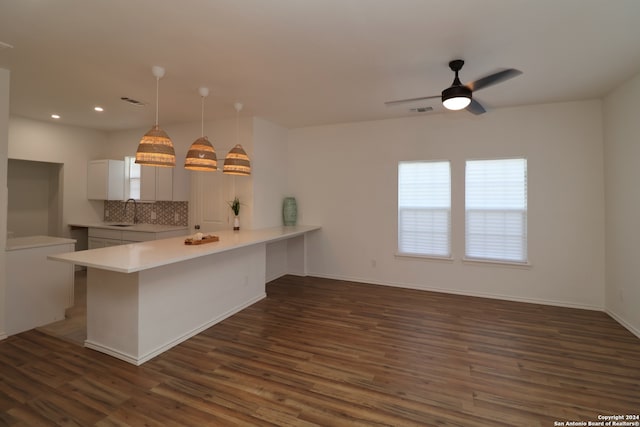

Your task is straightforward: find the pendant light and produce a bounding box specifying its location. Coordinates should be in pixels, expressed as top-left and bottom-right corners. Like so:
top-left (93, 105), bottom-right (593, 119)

top-left (135, 66), bottom-right (176, 167)
top-left (223, 102), bottom-right (251, 175)
top-left (184, 87), bottom-right (218, 171)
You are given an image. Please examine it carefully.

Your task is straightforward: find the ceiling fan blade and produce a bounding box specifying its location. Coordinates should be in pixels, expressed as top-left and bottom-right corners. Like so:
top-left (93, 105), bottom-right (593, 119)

top-left (466, 69), bottom-right (522, 92)
top-left (384, 95), bottom-right (440, 106)
top-left (466, 98), bottom-right (486, 115)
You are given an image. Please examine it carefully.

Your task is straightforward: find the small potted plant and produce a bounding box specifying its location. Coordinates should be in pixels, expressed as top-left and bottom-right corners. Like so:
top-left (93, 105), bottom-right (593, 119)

top-left (228, 197), bottom-right (241, 230)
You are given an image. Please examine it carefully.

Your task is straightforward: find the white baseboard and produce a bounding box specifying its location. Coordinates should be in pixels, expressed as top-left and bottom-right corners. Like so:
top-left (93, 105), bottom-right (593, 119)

top-left (267, 270), bottom-right (307, 283)
top-left (84, 341), bottom-right (139, 365)
top-left (308, 271), bottom-right (604, 311)
top-left (606, 309), bottom-right (640, 339)
top-left (86, 293), bottom-right (266, 366)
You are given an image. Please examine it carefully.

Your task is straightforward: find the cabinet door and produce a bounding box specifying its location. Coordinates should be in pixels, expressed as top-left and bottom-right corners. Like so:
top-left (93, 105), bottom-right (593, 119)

top-left (140, 166), bottom-right (173, 201)
top-left (156, 167), bottom-right (173, 201)
top-left (87, 161), bottom-right (108, 200)
top-left (89, 237), bottom-right (121, 248)
top-left (87, 160), bottom-right (124, 200)
top-left (140, 165), bottom-right (157, 201)
top-left (88, 237), bottom-right (105, 249)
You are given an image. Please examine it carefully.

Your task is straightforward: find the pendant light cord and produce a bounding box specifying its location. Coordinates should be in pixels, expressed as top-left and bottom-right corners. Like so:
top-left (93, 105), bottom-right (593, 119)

top-left (155, 76), bottom-right (159, 126)
top-left (201, 96), bottom-right (205, 137)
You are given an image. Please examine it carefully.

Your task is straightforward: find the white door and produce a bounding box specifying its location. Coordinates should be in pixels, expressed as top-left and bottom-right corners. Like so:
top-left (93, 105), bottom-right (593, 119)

top-left (190, 171), bottom-right (231, 233)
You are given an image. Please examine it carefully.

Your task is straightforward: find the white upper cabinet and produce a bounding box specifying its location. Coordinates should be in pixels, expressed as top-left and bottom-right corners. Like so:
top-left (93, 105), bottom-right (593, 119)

top-left (124, 157), bottom-right (173, 201)
top-left (140, 165), bottom-right (173, 201)
top-left (155, 166), bottom-right (174, 201)
top-left (87, 160), bottom-right (124, 200)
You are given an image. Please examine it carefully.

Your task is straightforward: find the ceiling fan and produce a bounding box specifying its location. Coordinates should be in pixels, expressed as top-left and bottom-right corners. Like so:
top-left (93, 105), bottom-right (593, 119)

top-left (385, 60), bottom-right (522, 115)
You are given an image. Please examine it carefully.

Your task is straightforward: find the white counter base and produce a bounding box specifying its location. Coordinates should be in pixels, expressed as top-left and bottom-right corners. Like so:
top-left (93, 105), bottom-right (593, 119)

top-left (6, 237), bottom-right (76, 336)
top-left (86, 243), bottom-right (266, 365)
top-left (55, 226), bottom-right (321, 365)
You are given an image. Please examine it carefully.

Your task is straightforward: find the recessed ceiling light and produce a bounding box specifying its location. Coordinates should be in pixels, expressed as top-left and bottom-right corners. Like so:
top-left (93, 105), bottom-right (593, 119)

top-left (94, 106), bottom-right (104, 112)
top-left (51, 114), bottom-right (60, 119)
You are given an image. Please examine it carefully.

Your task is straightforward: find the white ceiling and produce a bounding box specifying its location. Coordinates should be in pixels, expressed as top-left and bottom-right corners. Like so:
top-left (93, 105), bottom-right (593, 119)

top-left (1, 0), bottom-right (639, 131)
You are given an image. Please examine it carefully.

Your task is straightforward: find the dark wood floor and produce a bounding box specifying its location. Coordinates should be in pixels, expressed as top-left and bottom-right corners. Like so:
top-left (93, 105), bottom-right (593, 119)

top-left (1, 275), bottom-right (639, 426)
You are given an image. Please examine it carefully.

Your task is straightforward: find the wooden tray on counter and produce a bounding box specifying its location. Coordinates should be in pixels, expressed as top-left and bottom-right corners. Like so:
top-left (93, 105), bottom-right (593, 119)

top-left (184, 235), bottom-right (219, 245)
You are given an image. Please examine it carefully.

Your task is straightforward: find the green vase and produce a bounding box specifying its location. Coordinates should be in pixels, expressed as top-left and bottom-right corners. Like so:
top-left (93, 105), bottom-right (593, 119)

top-left (283, 197), bottom-right (297, 226)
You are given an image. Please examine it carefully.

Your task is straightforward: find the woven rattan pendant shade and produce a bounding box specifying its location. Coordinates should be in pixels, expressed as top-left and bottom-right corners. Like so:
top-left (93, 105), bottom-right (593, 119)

top-left (223, 144), bottom-right (251, 175)
top-left (223, 102), bottom-right (251, 176)
top-left (185, 136), bottom-right (217, 171)
top-left (136, 125), bottom-right (176, 167)
top-left (185, 87), bottom-right (217, 171)
top-left (135, 66), bottom-right (175, 167)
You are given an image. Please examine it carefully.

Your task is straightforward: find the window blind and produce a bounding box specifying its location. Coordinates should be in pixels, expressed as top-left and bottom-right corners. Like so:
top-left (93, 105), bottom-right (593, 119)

top-left (127, 157), bottom-right (141, 200)
top-left (465, 158), bottom-right (527, 263)
top-left (398, 161), bottom-right (451, 257)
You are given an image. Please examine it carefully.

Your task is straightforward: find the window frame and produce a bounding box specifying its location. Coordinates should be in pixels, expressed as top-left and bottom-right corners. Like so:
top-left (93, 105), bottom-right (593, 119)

top-left (397, 160), bottom-right (452, 260)
top-left (464, 157), bottom-right (528, 265)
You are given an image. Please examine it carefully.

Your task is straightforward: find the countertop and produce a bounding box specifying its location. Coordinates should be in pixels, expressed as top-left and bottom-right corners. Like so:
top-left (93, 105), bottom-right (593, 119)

top-left (49, 225), bottom-right (320, 273)
top-left (69, 222), bottom-right (188, 233)
top-left (7, 235), bottom-right (77, 251)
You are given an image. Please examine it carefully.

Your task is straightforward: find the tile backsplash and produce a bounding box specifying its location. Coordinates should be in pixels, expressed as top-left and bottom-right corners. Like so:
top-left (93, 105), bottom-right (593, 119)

top-left (104, 201), bottom-right (188, 226)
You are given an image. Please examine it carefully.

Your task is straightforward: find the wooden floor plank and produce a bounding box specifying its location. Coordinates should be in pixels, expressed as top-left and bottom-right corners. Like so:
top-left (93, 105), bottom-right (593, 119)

top-left (1, 274), bottom-right (639, 425)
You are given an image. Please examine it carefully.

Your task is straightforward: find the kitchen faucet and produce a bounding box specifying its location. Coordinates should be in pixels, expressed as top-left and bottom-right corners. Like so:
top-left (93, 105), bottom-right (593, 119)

top-left (125, 198), bottom-right (139, 224)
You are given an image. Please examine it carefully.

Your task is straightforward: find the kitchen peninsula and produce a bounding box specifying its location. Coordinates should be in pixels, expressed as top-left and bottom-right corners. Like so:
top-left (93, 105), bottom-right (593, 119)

top-left (49, 225), bottom-right (320, 365)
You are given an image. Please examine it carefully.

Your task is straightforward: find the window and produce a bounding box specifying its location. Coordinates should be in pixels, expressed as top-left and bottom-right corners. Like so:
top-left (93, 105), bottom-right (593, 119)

top-left (398, 161), bottom-right (451, 258)
top-left (125, 156), bottom-right (141, 200)
top-left (465, 158), bottom-right (527, 263)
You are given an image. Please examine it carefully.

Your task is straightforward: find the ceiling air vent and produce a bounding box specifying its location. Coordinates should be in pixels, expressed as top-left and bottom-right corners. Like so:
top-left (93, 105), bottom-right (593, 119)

top-left (120, 97), bottom-right (146, 107)
top-left (410, 107), bottom-right (433, 113)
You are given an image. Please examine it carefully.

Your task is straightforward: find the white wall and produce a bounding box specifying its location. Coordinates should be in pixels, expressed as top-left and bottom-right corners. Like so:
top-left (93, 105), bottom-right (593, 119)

top-left (288, 100), bottom-right (606, 309)
top-left (603, 71), bottom-right (640, 337)
top-left (252, 117), bottom-right (290, 280)
top-left (7, 159), bottom-right (60, 237)
top-left (8, 117), bottom-right (107, 236)
top-left (252, 116), bottom-right (289, 229)
top-left (0, 68), bottom-right (10, 340)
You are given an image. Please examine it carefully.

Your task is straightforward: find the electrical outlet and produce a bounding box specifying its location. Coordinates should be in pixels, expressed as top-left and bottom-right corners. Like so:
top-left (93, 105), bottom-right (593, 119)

top-left (174, 213), bottom-right (180, 223)
top-left (105, 210), bottom-right (109, 218)
top-left (151, 211), bottom-right (156, 220)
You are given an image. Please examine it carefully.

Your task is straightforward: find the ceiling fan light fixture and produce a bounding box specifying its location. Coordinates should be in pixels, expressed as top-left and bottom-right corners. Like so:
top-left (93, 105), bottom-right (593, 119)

top-left (442, 85), bottom-right (472, 110)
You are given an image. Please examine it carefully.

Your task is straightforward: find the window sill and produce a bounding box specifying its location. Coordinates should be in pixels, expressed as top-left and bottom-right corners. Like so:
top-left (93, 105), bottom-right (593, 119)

top-left (395, 253), bottom-right (454, 262)
top-left (462, 257), bottom-right (532, 269)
